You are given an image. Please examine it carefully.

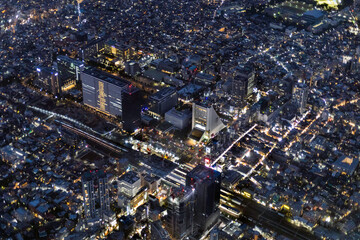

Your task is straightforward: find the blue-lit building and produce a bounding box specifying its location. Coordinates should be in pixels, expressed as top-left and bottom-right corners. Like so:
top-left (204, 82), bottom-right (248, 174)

top-left (81, 67), bottom-right (142, 131)
top-left (82, 67), bottom-right (128, 116)
top-left (292, 83), bottom-right (308, 114)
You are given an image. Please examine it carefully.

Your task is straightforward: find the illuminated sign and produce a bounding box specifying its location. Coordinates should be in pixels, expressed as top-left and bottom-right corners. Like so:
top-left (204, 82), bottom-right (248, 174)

top-left (205, 157), bottom-right (211, 167)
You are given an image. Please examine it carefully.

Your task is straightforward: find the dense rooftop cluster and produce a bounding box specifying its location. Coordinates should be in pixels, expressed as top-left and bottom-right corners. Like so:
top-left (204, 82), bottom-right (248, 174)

top-left (1, 0), bottom-right (360, 239)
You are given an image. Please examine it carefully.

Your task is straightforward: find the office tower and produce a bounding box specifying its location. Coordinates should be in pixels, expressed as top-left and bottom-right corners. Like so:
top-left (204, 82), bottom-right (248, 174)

top-left (122, 84), bottom-right (142, 132)
top-left (148, 87), bottom-right (178, 118)
top-left (292, 83), bottom-right (308, 114)
top-left (56, 55), bottom-right (84, 92)
top-left (165, 187), bottom-right (195, 239)
top-left (82, 68), bottom-right (142, 130)
top-left (98, 172), bottom-right (110, 216)
top-left (74, 31), bottom-right (88, 42)
top-left (190, 102), bottom-right (225, 142)
top-left (35, 66), bottom-right (60, 95)
top-left (351, 46), bottom-right (360, 73)
top-left (82, 172), bottom-right (95, 219)
top-left (82, 170), bottom-right (110, 221)
top-left (232, 65), bottom-right (255, 101)
top-left (186, 165), bottom-right (221, 232)
top-left (81, 67), bottom-right (128, 116)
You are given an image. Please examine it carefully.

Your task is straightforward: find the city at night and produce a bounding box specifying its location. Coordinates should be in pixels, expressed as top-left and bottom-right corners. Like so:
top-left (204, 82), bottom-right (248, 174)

top-left (0, 0), bottom-right (360, 239)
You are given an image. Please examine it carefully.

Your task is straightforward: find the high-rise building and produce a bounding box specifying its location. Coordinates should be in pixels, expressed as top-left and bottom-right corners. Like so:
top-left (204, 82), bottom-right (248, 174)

top-left (165, 187), bottom-right (195, 239)
top-left (82, 67), bottom-right (142, 131)
top-left (81, 67), bottom-right (128, 116)
top-left (232, 65), bottom-right (255, 101)
top-left (56, 55), bottom-right (84, 92)
top-left (122, 84), bottom-right (142, 132)
top-left (190, 102), bottom-right (225, 142)
top-left (292, 83), bottom-right (308, 114)
top-left (186, 165), bottom-right (221, 232)
top-left (351, 46), bottom-right (360, 73)
top-left (82, 170), bottom-right (110, 221)
top-left (35, 66), bottom-right (60, 95)
top-left (148, 87), bottom-right (178, 119)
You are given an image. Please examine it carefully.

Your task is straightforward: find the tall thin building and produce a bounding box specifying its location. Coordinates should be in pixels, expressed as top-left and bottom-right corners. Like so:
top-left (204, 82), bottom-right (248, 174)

top-left (82, 172), bottom-right (96, 219)
top-left (82, 170), bottom-right (110, 221)
top-left (186, 165), bottom-right (221, 233)
top-left (232, 65), bottom-right (255, 101)
top-left (292, 83), bottom-right (308, 114)
top-left (165, 187), bottom-right (195, 239)
top-left (82, 173), bottom-right (95, 219)
top-left (122, 84), bottom-right (142, 132)
top-left (98, 171), bottom-right (110, 217)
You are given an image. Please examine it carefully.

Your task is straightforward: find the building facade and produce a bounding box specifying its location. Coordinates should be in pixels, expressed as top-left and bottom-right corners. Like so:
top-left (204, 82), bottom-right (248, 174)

top-left (232, 65), bottom-right (255, 101)
top-left (56, 55), bottom-right (84, 92)
top-left (165, 187), bottom-right (195, 239)
top-left (82, 170), bottom-right (110, 221)
top-left (186, 165), bottom-right (221, 232)
top-left (35, 66), bottom-right (60, 95)
top-left (81, 67), bottom-right (128, 116)
top-left (292, 83), bottom-right (308, 114)
top-left (190, 102), bottom-right (225, 142)
top-left (149, 87), bottom-right (178, 118)
top-left (118, 171), bottom-right (141, 198)
top-left (165, 108), bottom-right (191, 130)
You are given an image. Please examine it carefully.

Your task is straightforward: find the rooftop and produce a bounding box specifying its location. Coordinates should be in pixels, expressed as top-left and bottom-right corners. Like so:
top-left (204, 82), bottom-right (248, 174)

top-left (332, 156), bottom-right (359, 175)
top-left (118, 171), bottom-right (140, 184)
top-left (303, 10), bottom-right (325, 19)
top-left (82, 170), bottom-right (107, 181)
top-left (82, 67), bottom-right (129, 89)
top-left (150, 87), bottom-right (177, 101)
top-left (187, 164), bottom-right (220, 183)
